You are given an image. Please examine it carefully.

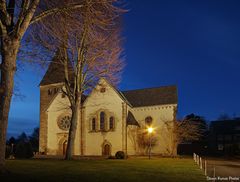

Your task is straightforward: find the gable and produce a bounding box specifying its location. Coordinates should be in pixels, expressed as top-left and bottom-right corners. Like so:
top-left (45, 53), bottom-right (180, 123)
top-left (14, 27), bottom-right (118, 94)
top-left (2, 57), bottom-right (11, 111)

top-left (83, 78), bottom-right (128, 107)
top-left (46, 91), bottom-right (71, 112)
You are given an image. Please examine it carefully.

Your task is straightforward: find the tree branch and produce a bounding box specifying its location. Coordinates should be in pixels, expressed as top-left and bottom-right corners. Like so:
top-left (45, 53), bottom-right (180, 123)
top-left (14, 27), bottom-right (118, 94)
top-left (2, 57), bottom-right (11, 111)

top-left (15, 0), bottom-right (40, 38)
top-left (0, 0), bottom-right (11, 26)
top-left (30, 4), bottom-right (84, 25)
top-left (0, 19), bottom-right (6, 36)
top-left (6, 0), bottom-right (15, 32)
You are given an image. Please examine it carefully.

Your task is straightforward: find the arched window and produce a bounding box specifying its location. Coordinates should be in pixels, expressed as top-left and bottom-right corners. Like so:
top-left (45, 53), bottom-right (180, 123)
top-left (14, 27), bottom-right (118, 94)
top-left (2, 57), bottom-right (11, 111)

top-left (100, 112), bottom-right (105, 130)
top-left (92, 118), bottom-right (96, 131)
top-left (109, 116), bottom-right (114, 130)
top-left (145, 116), bottom-right (153, 126)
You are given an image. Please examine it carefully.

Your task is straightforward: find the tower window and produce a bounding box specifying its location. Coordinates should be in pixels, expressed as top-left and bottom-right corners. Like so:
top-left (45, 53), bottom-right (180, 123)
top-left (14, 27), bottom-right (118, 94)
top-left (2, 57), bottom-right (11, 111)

top-left (48, 89), bottom-right (52, 95)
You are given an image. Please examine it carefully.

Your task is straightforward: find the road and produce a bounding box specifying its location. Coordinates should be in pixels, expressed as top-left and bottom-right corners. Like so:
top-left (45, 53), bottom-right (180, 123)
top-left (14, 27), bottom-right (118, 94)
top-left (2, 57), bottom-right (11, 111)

top-left (206, 158), bottom-right (240, 181)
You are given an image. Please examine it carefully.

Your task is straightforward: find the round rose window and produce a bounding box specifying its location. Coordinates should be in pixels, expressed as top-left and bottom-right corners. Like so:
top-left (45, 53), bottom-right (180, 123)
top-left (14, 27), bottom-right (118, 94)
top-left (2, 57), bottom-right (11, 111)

top-left (58, 116), bottom-right (71, 130)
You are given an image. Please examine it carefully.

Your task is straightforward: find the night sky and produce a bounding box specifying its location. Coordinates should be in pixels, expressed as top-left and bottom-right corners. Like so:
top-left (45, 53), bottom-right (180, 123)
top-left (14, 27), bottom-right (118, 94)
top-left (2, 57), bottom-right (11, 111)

top-left (7, 0), bottom-right (240, 137)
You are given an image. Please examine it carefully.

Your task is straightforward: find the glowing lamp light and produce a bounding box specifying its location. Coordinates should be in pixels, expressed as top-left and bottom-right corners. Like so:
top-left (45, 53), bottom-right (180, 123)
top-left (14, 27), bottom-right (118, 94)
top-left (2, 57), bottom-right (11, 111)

top-left (147, 127), bottom-right (153, 133)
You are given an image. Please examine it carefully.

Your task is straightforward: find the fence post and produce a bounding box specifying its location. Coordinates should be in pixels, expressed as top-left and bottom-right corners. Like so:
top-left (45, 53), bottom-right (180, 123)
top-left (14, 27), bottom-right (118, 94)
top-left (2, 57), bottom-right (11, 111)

top-left (200, 157), bottom-right (202, 169)
top-left (213, 166), bottom-right (216, 182)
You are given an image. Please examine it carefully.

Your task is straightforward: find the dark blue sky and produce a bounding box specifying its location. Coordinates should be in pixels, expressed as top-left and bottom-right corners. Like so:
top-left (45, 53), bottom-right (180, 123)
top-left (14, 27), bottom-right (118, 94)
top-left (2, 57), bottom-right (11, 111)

top-left (8, 0), bottom-right (240, 137)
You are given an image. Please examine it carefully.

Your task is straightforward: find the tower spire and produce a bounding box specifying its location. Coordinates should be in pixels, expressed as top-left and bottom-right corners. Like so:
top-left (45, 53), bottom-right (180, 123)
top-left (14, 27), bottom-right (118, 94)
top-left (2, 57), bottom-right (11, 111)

top-left (40, 48), bottom-right (72, 86)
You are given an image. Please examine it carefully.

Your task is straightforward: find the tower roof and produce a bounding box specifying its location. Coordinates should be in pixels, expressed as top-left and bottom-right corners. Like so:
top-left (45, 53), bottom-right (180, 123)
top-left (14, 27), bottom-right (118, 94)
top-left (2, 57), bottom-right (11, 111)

top-left (40, 49), bottom-right (73, 86)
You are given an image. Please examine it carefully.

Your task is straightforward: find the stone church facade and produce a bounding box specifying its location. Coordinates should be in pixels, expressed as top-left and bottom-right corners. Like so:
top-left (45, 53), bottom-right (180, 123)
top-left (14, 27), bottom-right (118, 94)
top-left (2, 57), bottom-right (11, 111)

top-left (39, 55), bottom-right (178, 156)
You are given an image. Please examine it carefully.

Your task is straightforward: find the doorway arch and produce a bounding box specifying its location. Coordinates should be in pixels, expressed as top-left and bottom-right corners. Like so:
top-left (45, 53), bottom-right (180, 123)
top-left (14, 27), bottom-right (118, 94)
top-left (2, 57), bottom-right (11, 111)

top-left (103, 144), bottom-right (111, 156)
top-left (62, 140), bottom-right (68, 155)
top-left (102, 141), bottom-right (111, 156)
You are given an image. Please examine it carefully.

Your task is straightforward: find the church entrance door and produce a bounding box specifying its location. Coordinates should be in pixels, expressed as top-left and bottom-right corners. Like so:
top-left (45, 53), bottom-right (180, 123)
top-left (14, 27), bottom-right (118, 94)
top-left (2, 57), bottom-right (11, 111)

top-left (63, 141), bottom-right (67, 155)
top-left (103, 144), bottom-right (111, 156)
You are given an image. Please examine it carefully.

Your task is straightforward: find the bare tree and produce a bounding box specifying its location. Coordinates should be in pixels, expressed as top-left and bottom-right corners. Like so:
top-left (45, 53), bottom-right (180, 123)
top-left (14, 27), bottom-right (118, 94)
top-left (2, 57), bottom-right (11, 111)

top-left (57, 0), bottom-right (124, 160)
top-left (0, 0), bottom-right (89, 172)
top-left (164, 113), bottom-right (206, 156)
top-left (137, 128), bottom-right (158, 155)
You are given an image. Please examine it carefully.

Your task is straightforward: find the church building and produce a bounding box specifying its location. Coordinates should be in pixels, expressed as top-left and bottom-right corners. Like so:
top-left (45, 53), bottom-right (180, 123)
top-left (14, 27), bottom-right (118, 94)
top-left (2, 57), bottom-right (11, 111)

top-left (39, 54), bottom-right (178, 156)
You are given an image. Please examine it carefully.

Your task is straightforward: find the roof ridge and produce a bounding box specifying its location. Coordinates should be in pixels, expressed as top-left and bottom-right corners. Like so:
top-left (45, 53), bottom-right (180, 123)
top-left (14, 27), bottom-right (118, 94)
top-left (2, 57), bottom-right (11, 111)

top-left (121, 85), bottom-right (177, 92)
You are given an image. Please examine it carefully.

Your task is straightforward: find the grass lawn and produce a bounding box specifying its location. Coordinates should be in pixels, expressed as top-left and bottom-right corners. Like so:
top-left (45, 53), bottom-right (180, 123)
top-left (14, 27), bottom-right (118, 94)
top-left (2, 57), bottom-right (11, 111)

top-left (1, 158), bottom-right (206, 182)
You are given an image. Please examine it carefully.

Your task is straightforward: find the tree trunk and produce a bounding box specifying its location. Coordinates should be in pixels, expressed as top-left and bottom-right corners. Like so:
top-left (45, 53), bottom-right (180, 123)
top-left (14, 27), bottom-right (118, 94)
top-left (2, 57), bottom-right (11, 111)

top-left (0, 38), bottom-right (19, 173)
top-left (65, 97), bottom-right (81, 160)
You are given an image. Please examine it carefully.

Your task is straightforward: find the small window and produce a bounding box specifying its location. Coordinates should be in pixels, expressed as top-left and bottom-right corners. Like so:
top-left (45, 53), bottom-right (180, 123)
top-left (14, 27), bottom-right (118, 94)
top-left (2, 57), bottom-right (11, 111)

top-left (48, 89), bottom-right (52, 95)
top-left (145, 116), bottom-right (153, 126)
top-left (62, 93), bottom-right (66, 98)
top-left (109, 117), bottom-right (114, 130)
top-left (100, 112), bottom-right (105, 130)
top-left (92, 118), bottom-right (96, 131)
top-left (218, 144), bottom-right (224, 151)
top-left (100, 87), bottom-right (106, 93)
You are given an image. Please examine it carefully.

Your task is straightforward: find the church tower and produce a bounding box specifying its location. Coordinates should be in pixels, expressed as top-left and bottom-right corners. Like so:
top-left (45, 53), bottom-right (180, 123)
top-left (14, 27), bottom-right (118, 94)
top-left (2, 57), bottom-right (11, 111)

top-left (39, 49), bottom-right (69, 154)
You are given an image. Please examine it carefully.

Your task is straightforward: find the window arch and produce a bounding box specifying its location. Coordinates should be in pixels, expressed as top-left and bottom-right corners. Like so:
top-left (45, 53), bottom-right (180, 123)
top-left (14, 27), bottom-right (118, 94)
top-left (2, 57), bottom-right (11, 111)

top-left (92, 118), bottom-right (96, 131)
top-left (109, 116), bottom-right (114, 130)
top-left (145, 116), bottom-right (153, 126)
top-left (100, 112), bottom-right (105, 130)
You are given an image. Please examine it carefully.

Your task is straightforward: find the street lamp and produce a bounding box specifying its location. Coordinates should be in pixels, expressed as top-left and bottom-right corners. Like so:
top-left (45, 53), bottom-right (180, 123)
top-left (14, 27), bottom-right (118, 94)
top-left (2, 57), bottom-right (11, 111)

top-left (147, 127), bottom-right (153, 159)
top-left (10, 143), bottom-right (14, 159)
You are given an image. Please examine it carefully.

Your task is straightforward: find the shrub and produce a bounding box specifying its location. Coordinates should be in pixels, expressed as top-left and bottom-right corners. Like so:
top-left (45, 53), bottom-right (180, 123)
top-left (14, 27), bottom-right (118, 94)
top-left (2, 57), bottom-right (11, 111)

top-left (15, 141), bottom-right (34, 159)
top-left (115, 151), bottom-right (125, 159)
top-left (5, 145), bottom-right (11, 159)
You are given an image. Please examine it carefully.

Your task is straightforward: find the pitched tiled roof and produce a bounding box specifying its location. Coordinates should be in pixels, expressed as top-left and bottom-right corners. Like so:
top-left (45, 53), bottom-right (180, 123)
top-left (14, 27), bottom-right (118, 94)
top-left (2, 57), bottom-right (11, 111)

top-left (121, 86), bottom-right (177, 107)
top-left (127, 111), bottom-right (140, 127)
top-left (40, 49), bottom-right (73, 86)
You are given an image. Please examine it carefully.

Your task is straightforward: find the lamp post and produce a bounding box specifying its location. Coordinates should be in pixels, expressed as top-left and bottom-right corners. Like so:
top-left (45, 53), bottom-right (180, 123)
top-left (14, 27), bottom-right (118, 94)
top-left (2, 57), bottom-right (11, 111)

top-left (10, 143), bottom-right (14, 159)
top-left (147, 127), bottom-right (153, 159)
